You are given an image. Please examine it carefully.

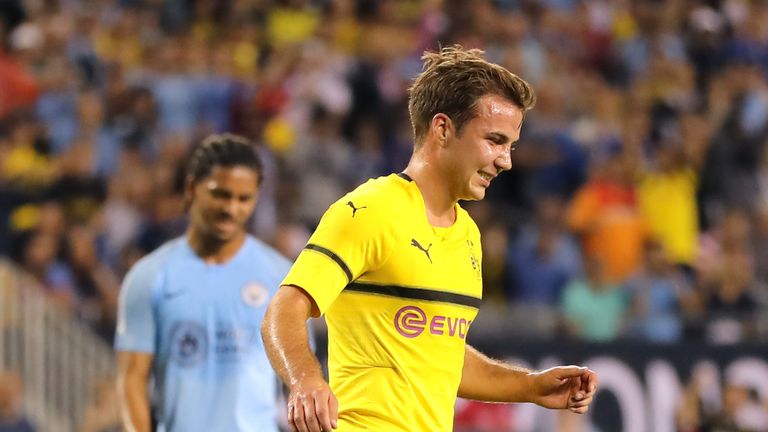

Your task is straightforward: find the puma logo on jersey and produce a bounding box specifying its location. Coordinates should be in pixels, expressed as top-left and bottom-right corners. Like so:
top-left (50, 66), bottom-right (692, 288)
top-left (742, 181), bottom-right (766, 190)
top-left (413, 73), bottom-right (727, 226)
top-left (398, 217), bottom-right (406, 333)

top-left (411, 239), bottom-right (433, 263)
top-left (347, 201), bottom-right (367, 218)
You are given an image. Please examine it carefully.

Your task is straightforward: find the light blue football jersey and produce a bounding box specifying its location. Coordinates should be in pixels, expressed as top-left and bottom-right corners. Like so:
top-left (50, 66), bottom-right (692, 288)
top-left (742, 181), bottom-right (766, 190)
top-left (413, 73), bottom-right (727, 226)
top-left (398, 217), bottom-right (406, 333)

top-left (116, 235), bottom-right (290, 432)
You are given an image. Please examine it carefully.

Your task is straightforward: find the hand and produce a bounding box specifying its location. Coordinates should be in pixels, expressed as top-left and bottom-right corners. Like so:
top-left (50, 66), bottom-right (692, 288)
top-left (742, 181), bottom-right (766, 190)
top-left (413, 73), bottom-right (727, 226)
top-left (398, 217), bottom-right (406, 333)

top-left (529, 366), bottom-right (598, 414)
top-left (288, 377), bottom-right (338, 432)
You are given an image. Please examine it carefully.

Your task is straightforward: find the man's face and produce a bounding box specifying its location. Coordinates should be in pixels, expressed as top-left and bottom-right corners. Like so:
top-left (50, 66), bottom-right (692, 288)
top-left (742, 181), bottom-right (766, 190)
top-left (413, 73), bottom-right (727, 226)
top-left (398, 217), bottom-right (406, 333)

top-left (444, 94), bottom-right (524, 201)
top-left (188, 166), bottom-right (260, 242)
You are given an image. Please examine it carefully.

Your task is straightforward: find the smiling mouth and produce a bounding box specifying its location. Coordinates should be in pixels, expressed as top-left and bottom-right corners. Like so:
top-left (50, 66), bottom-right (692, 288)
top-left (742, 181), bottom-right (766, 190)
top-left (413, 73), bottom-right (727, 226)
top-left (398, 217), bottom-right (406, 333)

top-left (214, 218), bottom-right (237, 228)
top-left (478, 171), bottom-right (494, 185)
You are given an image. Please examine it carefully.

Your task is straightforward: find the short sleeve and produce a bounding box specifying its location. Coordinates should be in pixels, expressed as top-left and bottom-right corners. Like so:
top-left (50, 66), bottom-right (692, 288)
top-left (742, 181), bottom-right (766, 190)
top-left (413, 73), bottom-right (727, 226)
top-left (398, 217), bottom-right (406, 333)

top-left (282, 197), bottom-right (391, 315)
top-left (114, 261), bottom-right (158, 353)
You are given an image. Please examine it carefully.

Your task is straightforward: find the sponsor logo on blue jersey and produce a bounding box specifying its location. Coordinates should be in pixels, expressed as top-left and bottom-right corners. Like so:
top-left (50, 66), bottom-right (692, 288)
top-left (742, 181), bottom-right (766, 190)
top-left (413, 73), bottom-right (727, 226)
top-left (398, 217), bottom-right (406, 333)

top-left (170, 321), bottom-right (208, 367)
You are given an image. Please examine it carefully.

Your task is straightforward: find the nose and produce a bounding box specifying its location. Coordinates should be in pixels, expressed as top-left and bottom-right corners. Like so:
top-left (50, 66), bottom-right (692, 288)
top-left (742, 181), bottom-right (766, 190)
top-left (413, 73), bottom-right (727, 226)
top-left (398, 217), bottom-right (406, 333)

top-left (495, 147), bottom-right (512, 172)
top-left (222, 197), bottom-right (239, 215)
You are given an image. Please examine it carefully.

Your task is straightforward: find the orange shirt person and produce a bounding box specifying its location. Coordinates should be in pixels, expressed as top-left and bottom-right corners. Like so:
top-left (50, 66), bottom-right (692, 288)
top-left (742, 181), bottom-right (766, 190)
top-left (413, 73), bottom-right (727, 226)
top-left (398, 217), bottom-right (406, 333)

top-left (568, 154), bottom-right (648, 283)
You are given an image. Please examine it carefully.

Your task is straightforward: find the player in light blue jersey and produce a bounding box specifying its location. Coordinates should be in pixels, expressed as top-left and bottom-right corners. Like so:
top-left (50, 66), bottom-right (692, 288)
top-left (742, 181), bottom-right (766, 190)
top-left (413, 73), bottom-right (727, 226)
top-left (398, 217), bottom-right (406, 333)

top-left (115, 133), bottom-right (290, 432)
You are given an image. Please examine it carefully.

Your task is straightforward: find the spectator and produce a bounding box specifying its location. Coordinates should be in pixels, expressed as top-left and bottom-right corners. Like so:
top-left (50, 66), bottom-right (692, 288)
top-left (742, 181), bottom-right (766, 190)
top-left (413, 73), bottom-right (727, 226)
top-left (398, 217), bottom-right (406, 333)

top-left (507, 195), bottom-right (582, 306)
top-left (624, 239), bottom-right (699, 343)
top-left (5, 2), bottom-right (768, 430)
top-left (561, 254), bottom-right (628, 342)
top-left (1, 111), bottom-right (55, 190)
top-left (0, 370), bottom-right (35, 432)
top-left (1, 0), bottom-right (768, 364)
top-left (678, 377), bottom-right (768, 432)
top-left (702, 254), bottom-right (759, 345)
top-left (636, 111), bottom-right (709, 270)
top-left (567, 148), bottom-right (649, 284)
top-left (697, 209), bottom-right (760, 343)
top-left (0, 0), bottom-right (39, 119)
top-left (63, 224), bottom-right (120, 341)
top-left (286, 105), bottom-right (354, 227)
top-left (18, 229), bottom-right (76, 307)
top-left (147, 38), bottom-right (200, 142)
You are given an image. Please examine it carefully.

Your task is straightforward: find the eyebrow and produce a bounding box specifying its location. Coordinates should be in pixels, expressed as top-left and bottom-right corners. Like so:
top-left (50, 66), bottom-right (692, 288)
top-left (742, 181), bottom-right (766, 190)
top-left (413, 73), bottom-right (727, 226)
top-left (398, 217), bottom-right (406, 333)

top-left (209, 187), bottom-right (255, 199)
top-left (487, 132), bottom-right (519, 145)
top-left (486, 132), bottom-right (510, 142)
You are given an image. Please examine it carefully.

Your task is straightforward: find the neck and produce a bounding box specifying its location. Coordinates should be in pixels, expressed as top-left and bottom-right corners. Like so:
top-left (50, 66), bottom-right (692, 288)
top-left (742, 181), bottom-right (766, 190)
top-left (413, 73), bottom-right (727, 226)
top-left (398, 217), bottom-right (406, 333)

top-left (403, 151), bottom-right (456, 227)
top-left (186, 228), bottom-right (246, 264)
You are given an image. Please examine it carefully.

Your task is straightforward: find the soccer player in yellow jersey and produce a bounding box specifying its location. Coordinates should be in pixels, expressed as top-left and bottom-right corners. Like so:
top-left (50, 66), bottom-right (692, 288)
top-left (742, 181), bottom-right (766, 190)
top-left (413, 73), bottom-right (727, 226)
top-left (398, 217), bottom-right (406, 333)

top-left (261, 46), bottom-right (599, 432)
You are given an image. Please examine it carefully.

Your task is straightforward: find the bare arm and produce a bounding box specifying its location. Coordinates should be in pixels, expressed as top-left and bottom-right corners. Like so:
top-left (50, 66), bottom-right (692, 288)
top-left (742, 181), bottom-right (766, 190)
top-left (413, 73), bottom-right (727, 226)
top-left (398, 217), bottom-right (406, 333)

top-left (458, 345), bottom-right (533, 402)
top-left (261, 285), bottom-right (338, 432)
top-left (116, 351), bottom-right (153, 432)
top-left (458, 345), bottom-right (598, 413)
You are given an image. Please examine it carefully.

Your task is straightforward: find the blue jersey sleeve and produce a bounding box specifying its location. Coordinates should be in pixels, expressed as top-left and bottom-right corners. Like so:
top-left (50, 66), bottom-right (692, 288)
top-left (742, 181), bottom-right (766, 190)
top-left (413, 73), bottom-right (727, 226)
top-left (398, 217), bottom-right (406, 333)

top-left (115, 258), bottom-right (159, 353)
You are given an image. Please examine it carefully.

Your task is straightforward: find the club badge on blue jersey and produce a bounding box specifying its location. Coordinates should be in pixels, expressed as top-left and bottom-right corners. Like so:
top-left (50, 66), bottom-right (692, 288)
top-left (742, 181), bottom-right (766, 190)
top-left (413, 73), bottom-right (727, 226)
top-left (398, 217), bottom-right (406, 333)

top-left (241, 282), bottom-right (268, 308)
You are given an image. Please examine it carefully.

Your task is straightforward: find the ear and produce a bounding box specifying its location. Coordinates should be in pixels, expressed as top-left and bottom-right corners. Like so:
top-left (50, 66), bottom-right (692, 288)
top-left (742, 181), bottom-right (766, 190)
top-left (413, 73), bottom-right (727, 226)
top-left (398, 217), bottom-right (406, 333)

top-left (430, 113), bottom-right (453, 146)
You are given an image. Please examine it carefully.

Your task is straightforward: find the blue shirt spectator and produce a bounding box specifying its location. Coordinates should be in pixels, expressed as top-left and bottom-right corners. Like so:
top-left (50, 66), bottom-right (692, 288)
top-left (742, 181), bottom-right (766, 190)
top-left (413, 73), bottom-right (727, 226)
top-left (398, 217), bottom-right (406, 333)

top-left (507, 219), bottom-right (582, 306)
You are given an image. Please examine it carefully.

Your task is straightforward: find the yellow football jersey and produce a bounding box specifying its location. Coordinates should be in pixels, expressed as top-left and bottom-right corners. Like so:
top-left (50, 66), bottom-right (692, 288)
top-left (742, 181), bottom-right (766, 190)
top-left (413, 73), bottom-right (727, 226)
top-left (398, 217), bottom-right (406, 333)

top-left (283, 173), bottom-right (483, 431)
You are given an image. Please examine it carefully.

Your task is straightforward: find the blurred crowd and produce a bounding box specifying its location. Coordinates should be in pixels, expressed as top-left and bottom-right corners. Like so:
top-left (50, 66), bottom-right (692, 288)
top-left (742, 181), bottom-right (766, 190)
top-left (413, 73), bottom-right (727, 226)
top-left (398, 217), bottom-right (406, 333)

top-left (2, 0), bottom-right (768, 353)
top-left (0, 368), bottom-right (119, 432)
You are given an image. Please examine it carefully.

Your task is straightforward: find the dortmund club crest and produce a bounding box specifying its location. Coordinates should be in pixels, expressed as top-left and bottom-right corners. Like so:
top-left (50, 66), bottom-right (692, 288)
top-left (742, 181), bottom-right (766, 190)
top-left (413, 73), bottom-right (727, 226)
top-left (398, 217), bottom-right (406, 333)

top-left (467, 240), bottom-right (481, 281)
